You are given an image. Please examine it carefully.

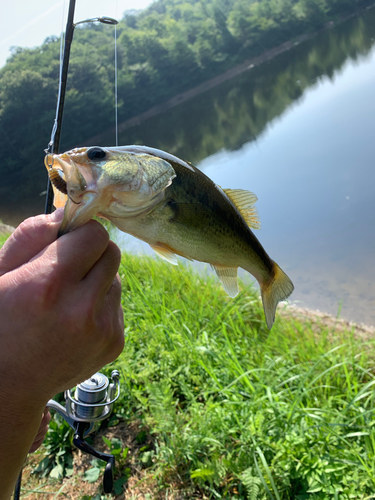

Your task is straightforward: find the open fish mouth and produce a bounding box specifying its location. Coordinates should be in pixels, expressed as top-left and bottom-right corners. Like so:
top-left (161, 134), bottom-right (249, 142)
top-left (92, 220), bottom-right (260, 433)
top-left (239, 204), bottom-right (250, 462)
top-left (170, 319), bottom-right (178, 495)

top-left (45, 148), bottom-right (177, 236)
top-left (45, 153), bottom-right (90, 204)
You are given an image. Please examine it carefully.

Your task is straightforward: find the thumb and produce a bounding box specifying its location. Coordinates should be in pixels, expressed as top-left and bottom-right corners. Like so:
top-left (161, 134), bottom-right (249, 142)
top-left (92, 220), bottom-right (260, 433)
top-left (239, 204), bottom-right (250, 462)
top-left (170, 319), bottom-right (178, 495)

top-left (0, 209), bottom-right (64, 276)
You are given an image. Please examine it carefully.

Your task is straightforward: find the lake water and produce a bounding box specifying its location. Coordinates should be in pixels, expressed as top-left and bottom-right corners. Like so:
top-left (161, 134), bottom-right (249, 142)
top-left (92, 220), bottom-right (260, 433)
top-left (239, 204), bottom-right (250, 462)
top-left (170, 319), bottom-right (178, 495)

top-left (115, 9), bottom-right (375, 326)
top-left (3, 8), bottom-right (375, 325)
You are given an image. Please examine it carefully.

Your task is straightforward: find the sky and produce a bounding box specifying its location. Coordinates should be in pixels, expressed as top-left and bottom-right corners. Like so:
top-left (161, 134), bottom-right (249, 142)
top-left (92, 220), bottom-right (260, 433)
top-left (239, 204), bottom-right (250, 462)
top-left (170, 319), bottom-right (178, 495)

top-left (0, 0), bottom-right (154, 69)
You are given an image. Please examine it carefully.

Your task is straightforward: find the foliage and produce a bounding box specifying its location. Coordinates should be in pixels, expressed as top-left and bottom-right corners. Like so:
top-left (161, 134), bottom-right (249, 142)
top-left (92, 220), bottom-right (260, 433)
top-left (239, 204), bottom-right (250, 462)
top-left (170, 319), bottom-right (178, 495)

top-left (101, 250), bottom-right (375, 498)
top-left (83, 459), bottom-right (106, 484)
top-left (33, 413), bottom-right (74, 480)
top-left (0, 233), bottom-right (9, 248)
top-left (80, 437), bottom-right (130, 496)
top-left (118, 9), bottom-right (375, 166)
top-left (2, 235), bottom-right (374, 496)
top-left (1, 2), bottom-right (375, 489)
top-left (1, 0), bottom-right (374, 219)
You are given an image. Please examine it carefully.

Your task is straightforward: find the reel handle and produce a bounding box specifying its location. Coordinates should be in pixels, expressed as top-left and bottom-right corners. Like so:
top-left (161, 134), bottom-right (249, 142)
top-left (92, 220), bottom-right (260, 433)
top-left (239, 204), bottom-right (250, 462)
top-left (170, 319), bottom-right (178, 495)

top-left (73, 422), bottom-right (115, 493)
top-left (104, 461), bottom-right (115, 494)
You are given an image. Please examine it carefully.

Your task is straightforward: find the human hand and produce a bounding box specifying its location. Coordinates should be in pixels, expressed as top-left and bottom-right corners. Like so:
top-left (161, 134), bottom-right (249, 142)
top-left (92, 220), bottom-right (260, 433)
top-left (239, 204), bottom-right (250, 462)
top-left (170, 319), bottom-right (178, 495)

top-left (29, 408), bottom-right (51, 453)
top-left (0, 210), bottom-right (124, 405)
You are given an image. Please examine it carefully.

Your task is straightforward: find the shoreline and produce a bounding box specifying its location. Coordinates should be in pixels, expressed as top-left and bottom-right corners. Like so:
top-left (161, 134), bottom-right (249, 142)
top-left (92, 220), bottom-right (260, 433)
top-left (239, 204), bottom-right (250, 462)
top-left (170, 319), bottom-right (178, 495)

top-left (84, 2), bottom-right (375, 145)
top-left (281, 304), bottom-right (375, 340)
top-left (1, 220), bottom-right (373, 334)
top-left (0, 221), bottom-right (15, 236)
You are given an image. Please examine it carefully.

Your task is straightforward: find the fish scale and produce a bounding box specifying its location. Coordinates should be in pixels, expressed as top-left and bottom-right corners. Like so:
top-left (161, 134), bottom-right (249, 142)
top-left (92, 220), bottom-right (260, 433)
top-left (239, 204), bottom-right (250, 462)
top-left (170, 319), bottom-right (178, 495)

top-left (45, 145), bottom-right (294, 329)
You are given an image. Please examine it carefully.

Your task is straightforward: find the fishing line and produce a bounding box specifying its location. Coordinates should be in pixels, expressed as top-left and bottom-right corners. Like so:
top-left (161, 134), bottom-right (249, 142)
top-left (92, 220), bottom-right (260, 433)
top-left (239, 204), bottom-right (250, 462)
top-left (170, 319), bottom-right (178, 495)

top-left (13, 5), bottom-right (69, 500)
top-left (59, 0), bottom-right (67, 107)
top-left (47, 0), bottom-right (67, 162)
top-left (114, 24), bottom-right (119, 146)
top-left (14, 1), bottom-right (75, 498)
top-left (13, 5), bottom-right (119, 497)
top-left (114, 0), bottom-right (119, 146)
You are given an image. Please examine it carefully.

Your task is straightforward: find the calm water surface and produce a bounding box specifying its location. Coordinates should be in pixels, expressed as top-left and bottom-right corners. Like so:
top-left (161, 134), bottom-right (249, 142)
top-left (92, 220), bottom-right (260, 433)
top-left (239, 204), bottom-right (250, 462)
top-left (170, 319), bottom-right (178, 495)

top-left (199, 53), bottom-right (375, 325)
top-left (3, 10), bottom-right (375, 324)
top-left (115, 11), bottom-right (375, 325)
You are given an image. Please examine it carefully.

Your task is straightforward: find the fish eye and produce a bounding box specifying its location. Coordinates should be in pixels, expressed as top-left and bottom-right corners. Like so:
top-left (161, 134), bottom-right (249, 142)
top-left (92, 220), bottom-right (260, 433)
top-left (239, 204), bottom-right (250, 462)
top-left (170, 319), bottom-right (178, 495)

top-left (87, 147), bottom-right (107, 161)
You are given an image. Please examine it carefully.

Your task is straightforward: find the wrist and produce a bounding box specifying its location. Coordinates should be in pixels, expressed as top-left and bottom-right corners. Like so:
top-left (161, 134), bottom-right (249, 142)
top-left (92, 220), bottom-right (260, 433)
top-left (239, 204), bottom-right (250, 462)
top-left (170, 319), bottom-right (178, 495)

top-left (0, 389), bottom-right (49, 500)
top-left (0, 363), bottom-right (51, 412)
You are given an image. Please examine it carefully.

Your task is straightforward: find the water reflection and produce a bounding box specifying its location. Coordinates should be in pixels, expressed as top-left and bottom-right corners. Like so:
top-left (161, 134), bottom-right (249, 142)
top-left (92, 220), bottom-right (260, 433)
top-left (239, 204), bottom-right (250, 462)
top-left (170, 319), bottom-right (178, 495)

top-left (199, 50), bottom-right (375, 325)
top-left (2, 9), bottom-right (375, 324)
top-left (112, 10), bottom-right (375, 325)
top-left (115, 9), bottom-right (375, 162)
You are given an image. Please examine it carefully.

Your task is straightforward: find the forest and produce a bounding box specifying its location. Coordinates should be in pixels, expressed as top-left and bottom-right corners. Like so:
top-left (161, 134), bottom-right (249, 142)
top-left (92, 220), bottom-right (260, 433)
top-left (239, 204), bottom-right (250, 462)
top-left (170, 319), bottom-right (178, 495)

top-left (0, 0), bottom-right (373, 213)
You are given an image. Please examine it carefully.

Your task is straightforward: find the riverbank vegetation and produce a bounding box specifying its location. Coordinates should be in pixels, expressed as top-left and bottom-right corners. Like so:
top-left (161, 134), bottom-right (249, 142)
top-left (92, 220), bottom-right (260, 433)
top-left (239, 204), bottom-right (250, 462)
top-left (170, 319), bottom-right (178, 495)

top-left (0, 222), bottom-right (13, 246)
top-left (11, 246), bottom-right (375, 499)
top-left (0, 234), bottom-right (9, 247)
top-left (0, 0), bottom-right (374, 219)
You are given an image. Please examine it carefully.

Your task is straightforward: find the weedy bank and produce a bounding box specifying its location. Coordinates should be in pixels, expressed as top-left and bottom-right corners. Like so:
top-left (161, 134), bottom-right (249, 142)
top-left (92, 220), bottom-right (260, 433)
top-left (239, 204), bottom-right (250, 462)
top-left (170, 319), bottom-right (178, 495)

top-left (3, 238), bottom-right (375, 499)
top-left (0, 223), bottom-right (12, 246)
top-left (0, 234), bottom-right (8, 247)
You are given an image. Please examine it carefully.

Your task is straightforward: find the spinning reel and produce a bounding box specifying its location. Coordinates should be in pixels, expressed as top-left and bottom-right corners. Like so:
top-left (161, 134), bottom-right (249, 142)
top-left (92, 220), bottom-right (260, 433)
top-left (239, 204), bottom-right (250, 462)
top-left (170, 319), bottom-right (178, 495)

top-left (46, 370), bottom-right (120, 493)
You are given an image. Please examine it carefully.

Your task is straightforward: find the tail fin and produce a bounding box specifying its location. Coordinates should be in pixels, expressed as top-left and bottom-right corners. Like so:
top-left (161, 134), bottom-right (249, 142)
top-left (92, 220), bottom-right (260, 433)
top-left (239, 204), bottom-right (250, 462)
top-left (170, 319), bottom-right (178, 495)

top-left (260, 262), bottom-right (294, 330)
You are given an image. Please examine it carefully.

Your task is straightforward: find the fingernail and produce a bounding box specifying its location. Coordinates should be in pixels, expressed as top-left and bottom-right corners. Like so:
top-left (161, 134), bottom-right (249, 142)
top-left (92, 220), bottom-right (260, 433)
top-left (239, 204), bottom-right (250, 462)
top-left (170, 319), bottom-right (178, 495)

top-left (49, 208), bottom-right (64, 223)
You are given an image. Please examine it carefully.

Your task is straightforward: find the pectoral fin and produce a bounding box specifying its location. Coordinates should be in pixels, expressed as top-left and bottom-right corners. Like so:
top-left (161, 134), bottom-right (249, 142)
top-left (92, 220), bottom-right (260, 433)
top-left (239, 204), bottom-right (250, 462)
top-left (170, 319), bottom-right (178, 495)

top-left (150, 243), bottom-right (179, 265)
top-left (212, 265), bottom-right (239, 297)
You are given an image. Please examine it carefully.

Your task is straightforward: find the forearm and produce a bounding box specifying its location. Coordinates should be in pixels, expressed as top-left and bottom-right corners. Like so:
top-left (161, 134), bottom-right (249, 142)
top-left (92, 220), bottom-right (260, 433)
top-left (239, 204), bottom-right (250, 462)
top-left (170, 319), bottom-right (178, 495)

top-left (0, 394), bottom-right (47, 500)
top-left (0, 214), bottom-right (124, 498)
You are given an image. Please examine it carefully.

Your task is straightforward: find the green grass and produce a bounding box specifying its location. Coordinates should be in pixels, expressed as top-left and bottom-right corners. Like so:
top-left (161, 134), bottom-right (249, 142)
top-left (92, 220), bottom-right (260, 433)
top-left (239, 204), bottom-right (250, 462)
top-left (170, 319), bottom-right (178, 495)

top-left (106, 253), bottom-right (375, 499)
top-left (0, 232), bottom-right (10, 247)
top-left (2, 228), bottom-right (375, 498)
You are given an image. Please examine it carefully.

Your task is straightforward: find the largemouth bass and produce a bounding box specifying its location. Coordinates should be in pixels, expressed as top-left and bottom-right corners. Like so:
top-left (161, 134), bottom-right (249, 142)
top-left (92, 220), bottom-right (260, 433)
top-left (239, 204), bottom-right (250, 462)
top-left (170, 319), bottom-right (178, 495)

top-left (45, 145), bottom-right (294, 329)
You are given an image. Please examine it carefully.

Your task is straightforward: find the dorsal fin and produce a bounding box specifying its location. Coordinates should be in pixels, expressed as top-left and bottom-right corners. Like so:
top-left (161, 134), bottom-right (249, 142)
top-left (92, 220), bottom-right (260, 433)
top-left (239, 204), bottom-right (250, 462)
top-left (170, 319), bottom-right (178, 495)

top-left (211, 265), bottom-right (239, 297)
top-left (223, 188), bottom-right (261, 230)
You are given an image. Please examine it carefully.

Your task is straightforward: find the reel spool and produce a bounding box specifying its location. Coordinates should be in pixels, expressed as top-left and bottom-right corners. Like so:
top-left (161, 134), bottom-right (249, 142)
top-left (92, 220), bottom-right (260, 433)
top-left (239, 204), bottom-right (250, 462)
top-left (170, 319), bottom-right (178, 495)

top-left (46, 370), bottom-right (120, 493)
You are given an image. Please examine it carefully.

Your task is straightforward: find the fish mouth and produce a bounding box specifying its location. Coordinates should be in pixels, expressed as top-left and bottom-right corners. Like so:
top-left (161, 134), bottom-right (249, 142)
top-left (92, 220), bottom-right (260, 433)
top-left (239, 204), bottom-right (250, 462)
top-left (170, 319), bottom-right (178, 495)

top-left (58, 191), bottom-right (101, 237)
top-left (47, 154), bottom-right (99, 237)
top-left (54, 151), bottom-right (176, 236)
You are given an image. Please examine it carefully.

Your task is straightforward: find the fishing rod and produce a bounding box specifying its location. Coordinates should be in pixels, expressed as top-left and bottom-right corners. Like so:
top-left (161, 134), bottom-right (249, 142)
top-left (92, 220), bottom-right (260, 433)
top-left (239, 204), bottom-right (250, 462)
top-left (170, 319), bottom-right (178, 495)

top-left (14, 2), bottom-right (119, 498)
top-left (44, 0), bottom-right (75, 215)
top-left (44, 0), bottom-right (118, 214)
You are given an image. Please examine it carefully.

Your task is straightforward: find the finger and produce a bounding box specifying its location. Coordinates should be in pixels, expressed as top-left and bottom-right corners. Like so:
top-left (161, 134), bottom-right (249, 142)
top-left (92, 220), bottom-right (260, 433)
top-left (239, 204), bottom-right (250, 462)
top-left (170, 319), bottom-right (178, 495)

top-left (99, 279), bottom-right (125, 363)
top-left (33, 422), bottom-right (49, 443)
top-left (41, 409), bottom-right (51, 427)
top-left (118, 302), bottom-right (125, 332)
top-left (29, 411), bottom-right (51, 453)
top-left (0, 210), bottom-right (64, 276)
top-left (29, 435), bottom-right (46, 453)
top-left (81, 240), bottom-right (122, 303)
top-left (107, 275), bottom-right (123, 317)
top-left (104, 275), bottom-right (123, 322)
top-left (37, 220), bottom-right (111, 283)
top-left (34, 410), bottom-right (51, 441)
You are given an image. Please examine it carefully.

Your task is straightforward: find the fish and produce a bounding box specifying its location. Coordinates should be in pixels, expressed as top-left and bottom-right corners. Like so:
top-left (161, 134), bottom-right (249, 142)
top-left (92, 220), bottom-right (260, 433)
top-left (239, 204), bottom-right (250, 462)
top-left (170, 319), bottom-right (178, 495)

top-left (45, 145), bottom-right (294, 329)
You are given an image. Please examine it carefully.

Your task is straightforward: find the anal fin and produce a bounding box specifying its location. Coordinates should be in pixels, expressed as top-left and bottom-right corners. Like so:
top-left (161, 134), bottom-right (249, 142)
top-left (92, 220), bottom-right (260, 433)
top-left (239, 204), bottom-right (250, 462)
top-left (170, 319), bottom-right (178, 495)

top-left (212, 265), bottom-right (239, 297)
